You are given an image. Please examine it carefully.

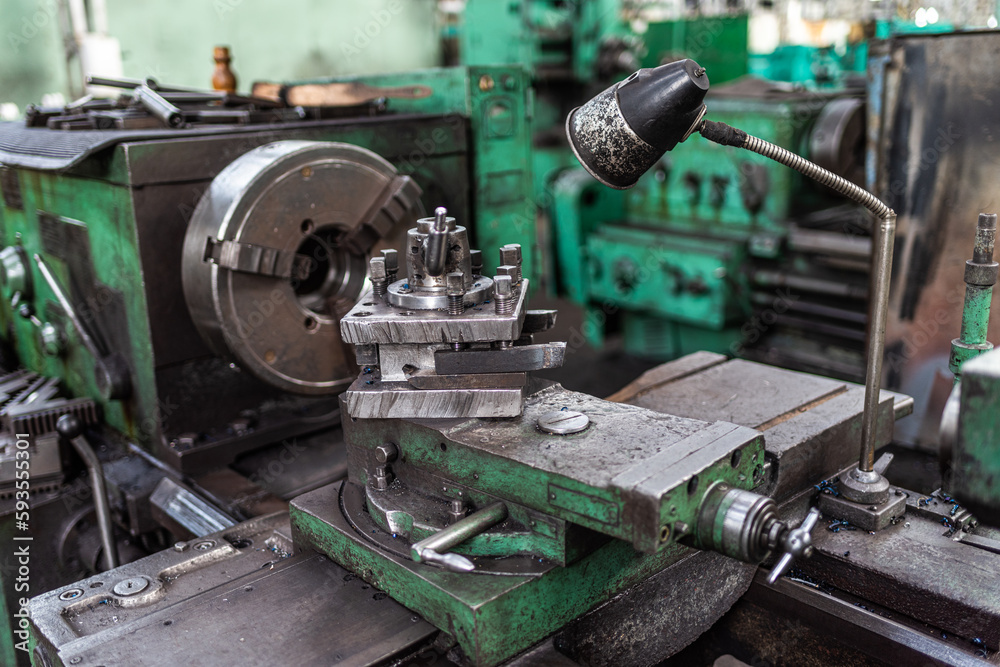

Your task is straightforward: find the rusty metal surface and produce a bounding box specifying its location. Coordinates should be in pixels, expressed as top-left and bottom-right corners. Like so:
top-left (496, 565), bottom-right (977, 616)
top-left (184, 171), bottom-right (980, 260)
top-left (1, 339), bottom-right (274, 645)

top-left (872, 32), bottom-right (1000, 447)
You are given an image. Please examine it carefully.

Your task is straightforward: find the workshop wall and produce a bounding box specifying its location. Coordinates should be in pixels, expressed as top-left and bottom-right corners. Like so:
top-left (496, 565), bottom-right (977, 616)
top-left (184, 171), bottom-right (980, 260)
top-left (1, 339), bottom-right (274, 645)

top-left (0, 0), bottom-right (440, 113)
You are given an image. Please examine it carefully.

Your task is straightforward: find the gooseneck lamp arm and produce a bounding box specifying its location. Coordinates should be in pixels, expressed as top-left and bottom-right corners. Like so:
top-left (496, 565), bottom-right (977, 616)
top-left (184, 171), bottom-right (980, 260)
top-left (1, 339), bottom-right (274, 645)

top-left (564, 59), bottom-right (897, 505)
top-left (698, 119), bottom-right (897, 504)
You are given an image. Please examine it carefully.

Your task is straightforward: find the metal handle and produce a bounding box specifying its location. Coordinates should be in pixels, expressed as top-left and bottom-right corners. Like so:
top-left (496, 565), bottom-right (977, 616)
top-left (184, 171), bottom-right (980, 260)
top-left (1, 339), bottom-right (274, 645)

top-left (410, 501), bottom-right (507, 573)
top-left (767, 507), bottom-right (821, 584)
top-left (33, 254), bottom-right (131, 400)
top-left (56, 414), bottom-right (119, 571)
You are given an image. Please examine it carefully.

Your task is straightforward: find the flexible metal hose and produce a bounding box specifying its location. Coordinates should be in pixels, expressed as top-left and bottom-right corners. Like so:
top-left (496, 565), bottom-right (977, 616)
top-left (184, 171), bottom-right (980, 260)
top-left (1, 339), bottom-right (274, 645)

top-left (741, 134), bottom-right (893, 220)
top-left (698, 120), bottom-right (893, 221)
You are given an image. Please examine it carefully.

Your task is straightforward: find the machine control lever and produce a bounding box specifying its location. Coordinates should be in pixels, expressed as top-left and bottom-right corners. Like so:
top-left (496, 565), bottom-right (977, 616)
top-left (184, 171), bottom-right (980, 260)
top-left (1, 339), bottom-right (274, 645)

top-left (695, 485), bottom-right (820, 581)
top-left (410, 501), bottom-right (508, 573)
top-left (56, 414), bottom-right (119, 571)
top-left (34, 254), bottom-right (131, 400)
top-left (767, 507), bottom-right (821, 584)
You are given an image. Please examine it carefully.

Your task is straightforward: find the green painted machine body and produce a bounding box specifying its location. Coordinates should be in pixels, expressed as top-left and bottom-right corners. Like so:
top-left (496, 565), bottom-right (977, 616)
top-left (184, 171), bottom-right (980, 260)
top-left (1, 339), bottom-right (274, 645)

top-left (0, 66), bottom-right (535, 453)
top-left (460, 0), bottom-right (627, 84)
top-left (291, 384), bottom-right (765, 666)
top-left (293, 482), bottom-right (692, 667)
top-left (953, 349), bottom-right (1000, 525)
top-left (552, 87), bottom-right (857, 356)
top-left (640, 15), bottom-right (750, 85)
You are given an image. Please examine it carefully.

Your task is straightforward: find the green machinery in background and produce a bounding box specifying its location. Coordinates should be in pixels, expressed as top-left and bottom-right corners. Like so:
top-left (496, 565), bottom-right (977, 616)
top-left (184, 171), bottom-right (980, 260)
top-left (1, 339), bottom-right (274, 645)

top-left (459, 0), bottom-right (751, 210)
top-left (0, 65), bottom-right (535, 664)
top-left (0, 66), bottom-right (534, 460)
top-left (459, 0), bottom-right (871, 381)
top-left (551, 81), bottom-right (869, 374)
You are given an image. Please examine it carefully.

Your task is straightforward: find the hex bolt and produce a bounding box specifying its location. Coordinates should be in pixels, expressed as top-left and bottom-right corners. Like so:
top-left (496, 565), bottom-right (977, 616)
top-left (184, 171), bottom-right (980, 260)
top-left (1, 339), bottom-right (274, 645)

top-left (496, 264), bottom-right (519, 292)
top-left (494, 274), bottom-right (514, 315)
top-left (373, 465), bottom-right (392, 491)
top-left (381, 248), bottom-right (398, 283)
top-left (449, 499), bottom-right (466, 524)
top-left (499, 245), bottom-right (522, 284)
top-left (446, 271), bottom-right (465, 316)
top-left (40, 322), bottom-right (63, 356)
top-left (470, 249), bottom-right (483, 276)
top-left (370, 256), bottom-right (388, 298)
top-left (374, 442), bottom-right (398, 464)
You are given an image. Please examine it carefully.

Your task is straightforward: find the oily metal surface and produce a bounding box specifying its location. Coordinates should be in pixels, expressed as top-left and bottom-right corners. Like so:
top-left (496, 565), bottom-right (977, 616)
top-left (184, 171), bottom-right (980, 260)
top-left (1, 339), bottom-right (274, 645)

top-left (669, 570), bottom-right (987, 667)
top-left (29, 513), bottom-right (437, 666)
top-left (800, 507), bottom-right (1000, 648)
top-left (182, 140), bottom-right (419, 394)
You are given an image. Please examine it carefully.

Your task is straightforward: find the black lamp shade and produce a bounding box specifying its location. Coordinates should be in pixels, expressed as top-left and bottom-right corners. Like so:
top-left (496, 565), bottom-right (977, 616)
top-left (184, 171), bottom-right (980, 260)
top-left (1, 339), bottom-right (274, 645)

top-left (566, 59), bottom-right (710, 189)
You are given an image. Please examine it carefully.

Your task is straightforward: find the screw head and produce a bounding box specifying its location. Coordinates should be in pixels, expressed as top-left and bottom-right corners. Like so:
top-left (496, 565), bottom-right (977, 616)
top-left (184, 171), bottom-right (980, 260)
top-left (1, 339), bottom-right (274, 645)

top-left (493, 274), bottom-right (512, 297)
top-left (446, 272), bottom-right (465, 296)
top-left (380, 249), bottom-right (398, 276)
top-left (193, 540), bottom-right (215, 551)
top-left (499, 244), bottom-right (522, 266)
top-left (113, 577), bottom-right (149, 596)
top-left (374, 442), bottom-right (398, 464)
top-left (59, 588), bottom-right (83, 601)
top-left (537, 410), bottom-right (590, 435)
top-left (369, 256), bottom-right (387, 281)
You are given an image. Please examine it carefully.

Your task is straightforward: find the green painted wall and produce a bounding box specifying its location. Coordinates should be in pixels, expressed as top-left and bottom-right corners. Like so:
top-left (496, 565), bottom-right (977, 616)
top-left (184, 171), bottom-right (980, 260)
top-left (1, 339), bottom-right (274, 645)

top-left (1, 0), bottom-right (440, 113)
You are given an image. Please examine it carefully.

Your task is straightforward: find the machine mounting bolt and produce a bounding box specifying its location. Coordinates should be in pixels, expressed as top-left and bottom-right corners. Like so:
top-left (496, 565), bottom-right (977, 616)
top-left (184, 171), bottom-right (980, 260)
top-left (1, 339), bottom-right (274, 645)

top-left (375, 442), bottom-right (398, 464)
top-left (381, 249), bottom-right (398, 283)
top-left (493, 274), bottom-right (514, 315)
top-left (370, 256), bottom-right (388, 298)
top-left (449, 499), bottom-right (466, 524)
top-left (499, 245), bottom-right (522, 284)
top-left (373, 465), bottom-right (392, 491)
top-left (446, 271), bottom-right (465, 316)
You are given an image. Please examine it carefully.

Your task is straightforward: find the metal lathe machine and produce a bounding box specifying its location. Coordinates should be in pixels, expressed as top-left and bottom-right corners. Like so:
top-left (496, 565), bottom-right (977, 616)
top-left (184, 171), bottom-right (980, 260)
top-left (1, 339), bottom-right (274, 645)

top-left (2, 29), bottom-right (1000, 667)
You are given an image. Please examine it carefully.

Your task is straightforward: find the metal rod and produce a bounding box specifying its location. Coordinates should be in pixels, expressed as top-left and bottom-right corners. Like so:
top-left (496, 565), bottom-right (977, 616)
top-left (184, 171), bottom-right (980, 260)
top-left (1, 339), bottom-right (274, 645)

top-left (56, 415), bottom-right (119, 570)
top-left (424, 206), bottom-right (450, 277)
top-left (34, 254), bottom-right (103, 361)
top-left (858, 213), bottom-right (896, 472)
top-left (132, 84), bottom-right (184, 128)
top-left (411, 501), bottom-right (507, 572)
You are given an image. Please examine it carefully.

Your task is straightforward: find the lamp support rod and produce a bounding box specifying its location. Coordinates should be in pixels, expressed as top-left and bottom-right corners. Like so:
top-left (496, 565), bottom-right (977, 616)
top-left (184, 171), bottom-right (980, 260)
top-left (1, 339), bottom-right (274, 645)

top-left (700, 119), bottom-right (896, 503)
